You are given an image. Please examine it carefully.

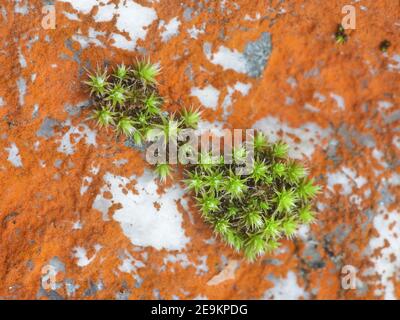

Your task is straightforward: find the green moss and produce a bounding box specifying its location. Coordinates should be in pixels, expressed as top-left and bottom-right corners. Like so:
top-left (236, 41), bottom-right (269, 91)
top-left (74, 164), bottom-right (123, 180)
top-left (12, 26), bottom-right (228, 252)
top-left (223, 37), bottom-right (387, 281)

top-left (85, 59), bottom-right (320, 262)
top-left (184, 134), bottom-right (320, 262)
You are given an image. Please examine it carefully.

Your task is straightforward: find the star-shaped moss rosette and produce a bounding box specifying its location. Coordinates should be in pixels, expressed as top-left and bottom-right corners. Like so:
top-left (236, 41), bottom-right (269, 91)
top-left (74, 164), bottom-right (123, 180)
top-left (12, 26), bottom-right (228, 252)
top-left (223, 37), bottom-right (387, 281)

top-left (85, 60), bottom-right (163, 147)
top-left (183, 132), bottom-right (320, 262)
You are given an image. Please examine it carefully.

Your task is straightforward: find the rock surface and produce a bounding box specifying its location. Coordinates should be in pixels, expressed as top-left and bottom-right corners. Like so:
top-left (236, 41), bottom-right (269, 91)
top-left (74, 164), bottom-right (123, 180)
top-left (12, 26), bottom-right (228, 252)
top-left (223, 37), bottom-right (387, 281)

top-left (0, 0), bottom-right (399, 299)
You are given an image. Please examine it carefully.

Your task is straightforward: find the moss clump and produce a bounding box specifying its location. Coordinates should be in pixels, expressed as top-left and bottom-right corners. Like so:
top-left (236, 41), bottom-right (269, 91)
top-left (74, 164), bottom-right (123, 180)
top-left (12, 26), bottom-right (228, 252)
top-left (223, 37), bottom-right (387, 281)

top-left (184, 132), bottom-right (320, 261)
top-left (85, 61), bottom-right (163, 148)
top-left (85, 60), bottom-right (320, 262)
top-left (84, 60), bottom-right (201, 182)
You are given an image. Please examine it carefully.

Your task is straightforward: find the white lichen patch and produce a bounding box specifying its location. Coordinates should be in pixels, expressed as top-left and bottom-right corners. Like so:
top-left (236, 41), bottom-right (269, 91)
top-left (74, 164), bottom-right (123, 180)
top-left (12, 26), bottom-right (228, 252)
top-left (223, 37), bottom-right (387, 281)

top-left (92, 170), bottom-right (190, 251)
top-left (14, 0), bottom-right (29, 15)
top-left (205, 46), bottom-right (247, 74)
top-left (190, 85), bottom-right (220, 110)
top-left (160, 17), bottom-right (181, 42)
top-left (222, 81), bottom-right (252, 118)
top-left (388, 54), bottom-right (400, 72)
top-left (57, 120), bottom-right (97, 155)
top-left (72, 244), bottom-right (102, 267)
top-left (5, 143), bottom-right (23, 167)
top-left (111, 0), bottom-right (157, 50)
top-left (17, 77), bottom-right (26, 106)
top-left (62, 11), bottom-right (80, 21)
top-left (187, 24), bottom-right (205, 39)
top-left (327, 167), bottom-right (367, 196)
top-left (72, 28), bottom-right (105, 49)
top-left (80, 176), bottom-right (93, 195)
top-left (195, 120), bottom-right (225, 138)
top-left (94, 3), bottom-right (115, 22)
top-left (252, 116), bottom-right (332, 159)
top-left (118, 249), bottom-right (145, 274)
top-left (363, 206), bottom-right (400, 299)
top-left (59, 0), bottom-right (99, 15)
top-left (263, 271), bottom-right (309, 300)
top-left (72, 220), bottom-right (83, 230)
top-left (330, 93), bottom-right (345, 110)
top-left (61, 0), bottom-right (157, 51)
top-left (162, 254), bottom-right (208, 275)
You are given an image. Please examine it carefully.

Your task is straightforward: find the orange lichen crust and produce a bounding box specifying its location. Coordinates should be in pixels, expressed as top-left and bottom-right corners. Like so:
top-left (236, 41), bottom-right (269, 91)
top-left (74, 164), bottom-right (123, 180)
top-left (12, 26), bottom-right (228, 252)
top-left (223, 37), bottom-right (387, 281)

top-left (0, 0), bottom-right (399, 299)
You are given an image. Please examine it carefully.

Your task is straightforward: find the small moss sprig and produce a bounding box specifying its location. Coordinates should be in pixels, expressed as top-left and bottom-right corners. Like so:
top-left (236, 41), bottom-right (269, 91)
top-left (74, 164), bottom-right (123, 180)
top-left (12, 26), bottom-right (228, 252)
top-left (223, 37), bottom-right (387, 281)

top-left (379, 40), bottom-right (391, 53)
top-left (335, 24), bottom-right (348, 44)
top-left (184, 132), bottom-right (320, 261)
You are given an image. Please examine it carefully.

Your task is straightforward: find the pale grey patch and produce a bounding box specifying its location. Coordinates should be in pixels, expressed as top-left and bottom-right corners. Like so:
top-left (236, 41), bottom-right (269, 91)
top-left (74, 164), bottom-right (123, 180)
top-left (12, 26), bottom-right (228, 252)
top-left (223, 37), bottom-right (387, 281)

top-left (183, 7), bottom-right (193, 21)
top-left (49, 256), bottom-right (65, 273)
top-left (136, 46), bottom-right (147, 56)
top-left (63, 38), bottom-right (85, 76)
top-left (313, 92), bottom-right (326, 103)
top-left (65, 279), bottom-right (79, 297)
top-left (325, 224), bottom-right (351, 245)
top-left (18, 47), bottom-right (27, 68)
top-left (243, 32), bottom-right (272, 78)
top-left (15, 0), bottom-right (29, 15)
top-left (185, 63), bottom-right (194, 81)
top-left (54, 159), bottom-right (63, 168)
top-left (26, 260), bottom-right (34, 271)
top-left (203, 237), bottom-right (216, 245)
top-left (263, 258), bottom-right (282, 266)
top-left (304, 103), bottom-right (319, 113)
top-left (125, 137), bottom-right (147, 152)
top-left (304, 67), bottom-right (319, 78)
top-left (84, 280), bottom-right (104, 297)
top-left (383, 110), bottom-right (400, 124)
top-left (116, 291), bottom-right (131, 300)
top-left (113, 158), bottom-right (128, 167)
top-left (135, 275), bottom-right (144, 288)
top-left (379, 183), bottom-right (395, 206)
top-left (153, 288), bottom-right (162, 299)
top-left (264, 272), bottom-right (309, 300)
top-left (203, 42), bottom-right (212, 56)
top-left (220, 255), bottom-right (228, 267)
top-left (1, 6), bottom-right (7, 21)
top-left (361, 209), bottom-right (374, 231)
top-left (286, 76), bottom-right (298, 88)
top-left (32, 103), bottom-right (39, 118)
top-left (64, 100), bottom-right (89, 117)
top-left (36, 288), bottom-right (64, 300)
top-left (303, 241), bottom-right (325, 269)
top-left (195, 255), bottom-right (209, 275)
top-left (0, 97), bottom-right (4, 107)
top-left (326, 138), bottom-right (341, 164)
top-left (285, 96), bottom-right (294, 105)
top-left (356, 281), bottom-right (369, 297)
top-left (6, 143), bottom-right (23, 167)
top-left (26, 35), bottom-right (39, 49)
top-left (17, 77), bottom-right (27, 106)
top-left (37, 117), bottom-right (59, 139)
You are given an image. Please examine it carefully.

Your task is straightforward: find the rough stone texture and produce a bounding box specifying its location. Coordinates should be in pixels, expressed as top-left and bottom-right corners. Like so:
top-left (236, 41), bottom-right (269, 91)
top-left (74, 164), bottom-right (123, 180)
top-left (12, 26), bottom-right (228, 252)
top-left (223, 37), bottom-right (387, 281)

top-left (1, 0), bottom-right (399, 300)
